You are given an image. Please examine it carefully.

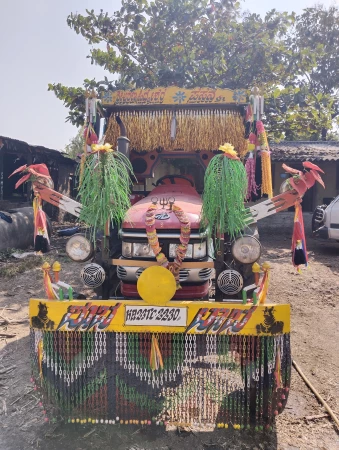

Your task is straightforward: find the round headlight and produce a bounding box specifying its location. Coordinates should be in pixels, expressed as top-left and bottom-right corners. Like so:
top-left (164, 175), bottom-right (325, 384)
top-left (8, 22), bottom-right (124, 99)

top-left (66, 233), bottom-right (94, 262)
top-left (231, 235), bottom-right (261, 264)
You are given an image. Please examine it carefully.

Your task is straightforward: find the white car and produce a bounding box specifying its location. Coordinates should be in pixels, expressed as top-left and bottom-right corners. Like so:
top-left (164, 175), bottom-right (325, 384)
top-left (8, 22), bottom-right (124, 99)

top-left (312, 196), bottom-right (339, 241)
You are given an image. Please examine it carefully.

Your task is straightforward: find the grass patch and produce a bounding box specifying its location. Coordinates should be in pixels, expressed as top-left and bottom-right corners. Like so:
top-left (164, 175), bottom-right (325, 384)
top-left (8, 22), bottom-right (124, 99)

top-left (0, 255), bottom-right (55, 278)
top-left (0, 248), bottom-right (24, 262)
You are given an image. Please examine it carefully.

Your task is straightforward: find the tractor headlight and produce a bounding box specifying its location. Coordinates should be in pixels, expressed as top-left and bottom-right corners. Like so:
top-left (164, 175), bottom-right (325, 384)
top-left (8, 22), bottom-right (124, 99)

top-left (169, 244), bottom-right (193, 258)
top-left (231, 235), bottom-right (261, 264)
top-left (65, 234), bottom-right (94, 262)
top-left (193, 241), bottom-right (207, 259)
top-left (122, 242), bottom-right (154, 258)
top-left (132, 243), bottom-right (154, 258)
top-left (169, 242), bottom-right (207, 259)
top-left (122, 242), bottom-right (132, 258)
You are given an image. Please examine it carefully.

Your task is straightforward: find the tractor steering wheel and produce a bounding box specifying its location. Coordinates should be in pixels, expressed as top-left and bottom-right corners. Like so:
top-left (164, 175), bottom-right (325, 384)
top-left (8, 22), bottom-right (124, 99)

top-left (155, 175), bottom-right (194, 187)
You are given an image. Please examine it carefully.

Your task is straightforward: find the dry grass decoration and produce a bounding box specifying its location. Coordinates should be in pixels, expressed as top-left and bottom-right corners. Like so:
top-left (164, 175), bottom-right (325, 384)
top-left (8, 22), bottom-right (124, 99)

top-left (77, 143), bottom-right (135, 241)
top-left (201, 143), bottom-right (248, 248)
top-left (105, 109), bottom-right (248, 156)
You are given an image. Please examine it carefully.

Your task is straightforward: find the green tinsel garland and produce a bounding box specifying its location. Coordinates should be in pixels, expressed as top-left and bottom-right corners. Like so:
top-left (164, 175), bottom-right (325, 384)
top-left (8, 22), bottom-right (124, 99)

top-left (77, 149), bottom-right (134, 241)
top-left (201, 153), bottom-right (248, 247)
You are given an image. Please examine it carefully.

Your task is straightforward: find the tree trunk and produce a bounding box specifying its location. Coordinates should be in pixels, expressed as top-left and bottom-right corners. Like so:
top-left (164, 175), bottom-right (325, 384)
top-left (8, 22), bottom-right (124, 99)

top-left (321, 127), bottom-right (327, 141)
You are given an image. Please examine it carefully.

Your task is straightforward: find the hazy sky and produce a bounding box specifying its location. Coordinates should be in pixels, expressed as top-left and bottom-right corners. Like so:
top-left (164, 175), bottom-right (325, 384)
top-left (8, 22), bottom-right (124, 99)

top-left (0, 0), bottom-right (336, 150)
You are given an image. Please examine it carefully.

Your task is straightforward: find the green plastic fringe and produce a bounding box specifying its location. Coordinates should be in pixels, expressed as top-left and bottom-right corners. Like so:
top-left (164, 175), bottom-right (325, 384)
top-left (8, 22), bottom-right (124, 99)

top-left (77, 151), bottom-right (135, 241)
top-left (201, 154), bottom-right (248, 247)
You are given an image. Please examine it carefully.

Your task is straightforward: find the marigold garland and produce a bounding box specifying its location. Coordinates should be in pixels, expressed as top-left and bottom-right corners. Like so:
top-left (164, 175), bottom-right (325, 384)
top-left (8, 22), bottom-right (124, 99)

top-left (145, 204), bottom-right (191, 290)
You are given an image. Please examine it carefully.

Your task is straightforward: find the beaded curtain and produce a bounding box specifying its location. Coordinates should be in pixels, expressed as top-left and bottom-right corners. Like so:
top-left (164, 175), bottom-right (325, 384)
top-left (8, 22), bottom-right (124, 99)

top-left (105, 110), bottom-right (248, 157)
top-left (31, 330), bottom-right (291, 430)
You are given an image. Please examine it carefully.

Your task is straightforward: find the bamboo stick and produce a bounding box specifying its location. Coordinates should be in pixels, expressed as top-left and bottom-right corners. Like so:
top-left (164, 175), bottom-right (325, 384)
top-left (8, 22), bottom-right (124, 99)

top-left (292, 359), bottom-right (339, 430)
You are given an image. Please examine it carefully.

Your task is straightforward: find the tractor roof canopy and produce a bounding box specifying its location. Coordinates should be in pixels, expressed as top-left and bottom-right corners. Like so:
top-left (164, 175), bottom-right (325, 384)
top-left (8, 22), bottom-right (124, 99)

top-left (102, 87), bottom-right (248, 157)
top-left (101, 86), bottom-right (247, 110)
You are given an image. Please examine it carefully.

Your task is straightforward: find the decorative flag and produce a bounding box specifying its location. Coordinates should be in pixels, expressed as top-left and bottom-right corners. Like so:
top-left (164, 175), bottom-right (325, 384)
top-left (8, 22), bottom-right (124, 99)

top-left (292, 202), bottom-right (308, 272)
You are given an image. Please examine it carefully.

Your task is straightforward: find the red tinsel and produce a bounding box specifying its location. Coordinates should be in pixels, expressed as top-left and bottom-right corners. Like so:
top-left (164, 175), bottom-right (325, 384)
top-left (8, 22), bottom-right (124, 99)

top-left (245, 154), bottom-right (259, 201)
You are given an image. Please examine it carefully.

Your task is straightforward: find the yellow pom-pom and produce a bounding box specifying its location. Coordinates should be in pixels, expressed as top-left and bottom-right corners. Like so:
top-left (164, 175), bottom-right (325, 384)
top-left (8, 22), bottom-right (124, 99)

top-left (52, 261), bottom-right (61, 272)
top-left (252, 262), bottom-right (260, 273)
top-left (91, 143), bottom-right (113, 153)
top-left (262, 261), bottom-right (271, 271)
top-left (219, 143), bottom-right (238, 158)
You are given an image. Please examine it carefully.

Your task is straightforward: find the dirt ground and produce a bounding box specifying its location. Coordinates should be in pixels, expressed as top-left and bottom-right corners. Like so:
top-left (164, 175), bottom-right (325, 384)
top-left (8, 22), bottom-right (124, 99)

top-left (0, 220), bottom-right (338, 450)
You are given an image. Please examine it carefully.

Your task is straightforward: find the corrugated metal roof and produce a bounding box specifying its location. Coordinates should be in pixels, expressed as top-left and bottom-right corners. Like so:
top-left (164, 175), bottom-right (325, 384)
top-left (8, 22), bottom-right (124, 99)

top-left (0, 136), bottom-right (76, 165)
top-left (270, 141), bottom-right (339, 162)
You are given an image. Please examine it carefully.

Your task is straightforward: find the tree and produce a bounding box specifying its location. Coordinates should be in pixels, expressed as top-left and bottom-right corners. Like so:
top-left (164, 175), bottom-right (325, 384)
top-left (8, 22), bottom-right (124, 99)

top-left (49, 0), bottom-right (294, 125)
top-left (265, 85), bottom-right (338, 141)
top-left (292, 5), bottom-right (339, 140)
top-left (49, 1), bottom-right (339, 141)
top-left (64, 128), bottom-right (85, 159)
top-left (265, 5), bottom-right (339, 141)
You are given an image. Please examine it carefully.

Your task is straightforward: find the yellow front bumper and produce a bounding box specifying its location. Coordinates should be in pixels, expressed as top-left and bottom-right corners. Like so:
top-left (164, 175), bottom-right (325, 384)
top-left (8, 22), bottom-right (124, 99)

top-left (29, 299), bottom-right (290, 335)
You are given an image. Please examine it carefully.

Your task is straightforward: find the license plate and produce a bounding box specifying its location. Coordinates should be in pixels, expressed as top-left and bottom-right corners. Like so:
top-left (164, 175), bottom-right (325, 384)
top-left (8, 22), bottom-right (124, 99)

top-left (125, 305), bottom-right (187, 326)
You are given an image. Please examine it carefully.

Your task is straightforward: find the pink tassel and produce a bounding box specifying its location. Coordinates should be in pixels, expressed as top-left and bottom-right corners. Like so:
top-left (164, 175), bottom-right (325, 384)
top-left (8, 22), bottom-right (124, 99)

top-left (245, 154), bottom-right (259, 201)
top-left (256, 120), bottom-right (265, 134)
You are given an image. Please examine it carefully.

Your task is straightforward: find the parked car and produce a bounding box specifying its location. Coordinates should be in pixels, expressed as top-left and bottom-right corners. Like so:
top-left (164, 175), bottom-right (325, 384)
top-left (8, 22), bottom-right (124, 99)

top-left (312, 195), bottom-right (339, 241)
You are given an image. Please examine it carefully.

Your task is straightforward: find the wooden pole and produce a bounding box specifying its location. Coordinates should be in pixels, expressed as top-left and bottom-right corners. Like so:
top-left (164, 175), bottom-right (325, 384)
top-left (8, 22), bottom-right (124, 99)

top-left (292, 359), bottom-right (339, 430)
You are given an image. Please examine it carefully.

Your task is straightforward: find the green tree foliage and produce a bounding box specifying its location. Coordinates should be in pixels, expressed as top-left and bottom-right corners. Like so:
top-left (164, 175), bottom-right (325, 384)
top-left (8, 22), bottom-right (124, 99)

top-left (265, 5), bottom-right (339, 141)
top-left (64, 128), bottom-right (85, 159)
top-left (49, 1), bottom-right (339, 141)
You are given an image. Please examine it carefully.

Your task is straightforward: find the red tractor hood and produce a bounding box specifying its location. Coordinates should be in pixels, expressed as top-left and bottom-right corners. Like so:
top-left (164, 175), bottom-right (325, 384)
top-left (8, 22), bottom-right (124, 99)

top-left (123, 185), bottom-right (202, 230)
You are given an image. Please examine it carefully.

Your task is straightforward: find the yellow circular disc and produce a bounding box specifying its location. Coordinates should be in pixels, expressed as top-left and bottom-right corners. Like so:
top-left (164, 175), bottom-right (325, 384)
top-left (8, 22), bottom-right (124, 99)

top-left (137, 266), bottom-right (176, 305)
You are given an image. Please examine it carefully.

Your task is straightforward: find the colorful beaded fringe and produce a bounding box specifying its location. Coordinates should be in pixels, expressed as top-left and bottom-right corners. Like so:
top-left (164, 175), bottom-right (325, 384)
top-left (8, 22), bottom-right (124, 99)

top-left (31, 331), bottom-right (291, 429)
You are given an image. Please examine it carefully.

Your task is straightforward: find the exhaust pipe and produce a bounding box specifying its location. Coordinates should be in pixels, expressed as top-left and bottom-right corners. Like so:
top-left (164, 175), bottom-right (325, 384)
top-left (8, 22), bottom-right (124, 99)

top-left (116, 115), bottom-right (130, 158)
